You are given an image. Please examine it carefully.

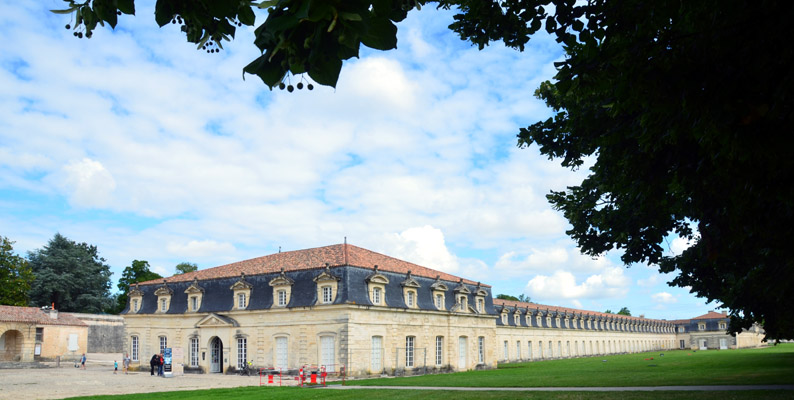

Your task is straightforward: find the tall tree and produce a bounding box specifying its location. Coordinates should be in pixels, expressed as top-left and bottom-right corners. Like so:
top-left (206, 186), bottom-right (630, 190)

top-left (110, 260), bottom-right (162, 314)
top-left (617, 308), bottom-right (631, 317)
top-left (0, 236), bottom-right (34, 306)
top-left (52, 1), bottom-right (794, 338)
top-left (175, 262), bottom-right (198, 275)
top-left (27, 233), bottom-right (113, 313)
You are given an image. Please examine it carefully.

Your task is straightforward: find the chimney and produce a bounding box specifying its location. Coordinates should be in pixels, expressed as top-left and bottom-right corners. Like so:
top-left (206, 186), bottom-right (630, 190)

top-left (49, 303), bottom-right (58, 319)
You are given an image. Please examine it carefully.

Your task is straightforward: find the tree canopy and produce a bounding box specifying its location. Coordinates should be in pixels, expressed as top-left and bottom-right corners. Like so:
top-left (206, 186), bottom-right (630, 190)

top-left (496, 293), bottom-right (531, 303)
top-left (27, 233), bottom-right (113, 313)
top-left (175, 262), bottom-right (198, 275)
top-left (0, 235), bottom-right (34, 306)
top-left (51, 0), bottom-right (794, 338)
top-left (617, 307), bottom-right (631, 317)
top-left (110, 259), bottom-right (163, 314)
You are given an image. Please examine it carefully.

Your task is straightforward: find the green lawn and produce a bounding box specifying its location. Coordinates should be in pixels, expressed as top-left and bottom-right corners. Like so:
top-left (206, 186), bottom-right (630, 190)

top-left (71, 388), bottom-right (793, 400)
top-left (69, 344), bottom-right (794, 400)
top-left (350, 344), bottom-right (794, 387)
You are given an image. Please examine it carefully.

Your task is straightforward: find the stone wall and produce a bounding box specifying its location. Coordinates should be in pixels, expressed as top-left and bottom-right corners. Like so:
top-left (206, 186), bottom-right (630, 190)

top-left (70, 313), bottom-right (126, 353)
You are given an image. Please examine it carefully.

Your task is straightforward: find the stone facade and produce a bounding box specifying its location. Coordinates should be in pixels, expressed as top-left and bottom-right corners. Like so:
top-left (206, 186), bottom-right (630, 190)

top-left (0, 306), bottom-right (88, 362)
top-left (672, 311), bottom-right (765, 350)
top-left (120, 244), bottom-right (766, 376)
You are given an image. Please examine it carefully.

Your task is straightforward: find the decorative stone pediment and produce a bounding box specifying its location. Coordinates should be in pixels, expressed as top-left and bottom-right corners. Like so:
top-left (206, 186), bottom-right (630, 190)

top-left (452, 302), bottom-right (477, 313)
top-left (365, 265), bottom-right (389, 284)
top-left (195, 313), bottom-right (239, 328)
top-left (430, 276), bottom-right (448, 291)
top-left (184, 278), bottom-right (205, 294)
top-left (313, 264), bottom-right (340, 283)
top-left (269, 268), bottom-right (295, 287)
top-left (453, 279), bottom-right (470, 294)
top-left (230, 272), bottom-right (253, 290)
top-left (154, 281), bottom-right (173, 296)
top-left (400, 271), bottom-right (421, 288)
top-left (129, 284), bottom-right (144, 297)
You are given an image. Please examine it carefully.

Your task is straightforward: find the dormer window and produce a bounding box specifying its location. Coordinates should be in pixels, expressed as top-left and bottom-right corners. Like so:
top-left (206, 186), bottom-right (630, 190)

top-left (474, 284), bottom-right (488, 314)
top-left (453, 279), bottom-right (471, 313)
top-left (459, 296), bottom-right (468, 309)
top-left (366, 265), bottom-right (389, 306)
top-left (322, 286), bottom-right (333, 303)
top-left (231, 273), bottom-right (253, 310)
top-left (501, 312), bottom-right (508, 324)
top-left (184, 278), bottom-right (204, 313)
top-left (430, 276), bottom-right (448, 311)
top-left (269, 268), bottom-right (294, 308)
top-left (514, 314), bottom-right (519, 325)
top-left (477, 298), bottom-right (484, 313)
top-left (314, 264), bottom-right (340, 305)
top-left (719, 322), bottom-right (727, 330)
top-left (154, 281), bottom-right (173, 314)
top-left (128, 284), bottom-right (144, 314)
top-left (699, 323), bottom-right (706, 331)
top-left (373, 287), bottom-right (382, 305)
top-left (277, 290), bottom-right (287, 306)
top-left (401, 271), bottom-right (421, 309)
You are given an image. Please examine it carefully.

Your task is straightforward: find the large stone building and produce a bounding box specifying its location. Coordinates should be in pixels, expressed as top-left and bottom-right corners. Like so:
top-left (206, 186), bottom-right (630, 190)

top-left (121, 243), bottom-right (765, 375)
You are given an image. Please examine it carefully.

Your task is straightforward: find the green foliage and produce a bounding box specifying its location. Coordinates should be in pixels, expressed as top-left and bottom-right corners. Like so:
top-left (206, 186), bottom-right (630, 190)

top-left (604, 309), bottom-right (613, 314)
top-left (50, 0), bottom-right (794, 338)
top-left (617, 307), bottom-right (631, 316)
top-left (109, 259), bottom-right (162, 314)
top-left (175, 262), bottom-right (198, 275)
top-left (0, 236), bottom-right (34, 306)
top-left (27, 233), bottom-right (113, 313)
top-left (496, 294), bottom-right (519, 301)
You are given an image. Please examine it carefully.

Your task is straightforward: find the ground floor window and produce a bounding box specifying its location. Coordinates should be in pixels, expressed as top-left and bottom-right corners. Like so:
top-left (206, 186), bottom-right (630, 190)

top-left (406, 336), bottom-right (415, 368)
top-left (131, 336), bottom-right (139, 361)
top-left (321, 336), bottom-right (335, 372)
top-left (435, 336), bottom-right (443, 366)
top-left (276, 337), bottom-right (288, 369)
top-left (190, 337), bottom-right (199, 367)
top-left (237, 337), bottom-right (247, 369)
top-left (477, 337), bottom-right (484, 363)
top-left (372, 336), bottom-right (383, 372)
top-left (159, 336), bottom-right (167, 354)
top-left (527, 341), bottom-right (533, 360)
top-left (503, 340), bottom-right (508, 360)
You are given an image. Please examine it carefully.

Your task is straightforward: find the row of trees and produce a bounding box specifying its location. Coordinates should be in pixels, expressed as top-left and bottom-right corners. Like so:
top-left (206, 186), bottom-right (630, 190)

top-left (0, 234), bottom-right (197, 314)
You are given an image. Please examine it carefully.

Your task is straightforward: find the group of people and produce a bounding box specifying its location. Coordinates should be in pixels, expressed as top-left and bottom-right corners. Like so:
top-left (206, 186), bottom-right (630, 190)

top-left (150, 353), bottom-right (166, 376)
top-left (79, 353), bottom-right (131, 374)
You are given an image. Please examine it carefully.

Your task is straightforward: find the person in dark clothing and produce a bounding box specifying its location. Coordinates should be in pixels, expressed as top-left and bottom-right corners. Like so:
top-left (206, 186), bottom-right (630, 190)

top-left (150, 354), bottom-right (158, 376)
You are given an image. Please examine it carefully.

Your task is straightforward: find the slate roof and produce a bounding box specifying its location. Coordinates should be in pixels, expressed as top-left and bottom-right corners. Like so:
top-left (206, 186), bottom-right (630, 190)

top-left (138, 243), bottom-right (486, 287)
top-left (492, 298), bottom-right (671, 324)
top-left (0, 305), bottom-right (87, 326)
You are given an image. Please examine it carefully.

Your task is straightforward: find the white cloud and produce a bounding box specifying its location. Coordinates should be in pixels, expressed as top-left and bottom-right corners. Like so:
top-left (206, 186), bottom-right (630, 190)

top-left (651, 292), bottom-right (677, 304)
top-left (385, 225), bottom-right (460, 274)
top-left (524, 267), bottom-right (631, 301)
top-left (166, 240), bottom-right (236, 258)
top-left (51, 158), bottom-right (116, 208)
top-left (637, 274), bottom-right (662, 287)
top-left (494, 246), bottom-right (614, 276)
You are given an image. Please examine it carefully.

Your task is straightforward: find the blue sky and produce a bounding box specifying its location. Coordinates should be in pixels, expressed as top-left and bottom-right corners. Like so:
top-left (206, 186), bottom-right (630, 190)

top-left (0, 2), bottom-right (714, 319)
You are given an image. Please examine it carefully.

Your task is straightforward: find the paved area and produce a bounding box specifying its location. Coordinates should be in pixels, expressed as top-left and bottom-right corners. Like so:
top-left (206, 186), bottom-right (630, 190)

top-left (2, 364), bottom-right (792, 399)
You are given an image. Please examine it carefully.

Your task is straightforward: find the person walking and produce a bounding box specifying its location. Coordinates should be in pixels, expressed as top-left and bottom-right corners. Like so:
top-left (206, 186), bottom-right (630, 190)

top-left (80, 353), bottom-right (86, 370)
top-left (150, 354), bottom-right (158, 376)
top-left (123, 353), bottom-right (130, 374)
top-left (114, 360), bottom-right (118, 374)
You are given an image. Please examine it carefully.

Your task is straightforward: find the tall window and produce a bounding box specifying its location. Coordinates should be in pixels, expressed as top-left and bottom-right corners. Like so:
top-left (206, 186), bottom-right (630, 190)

top-left (477, 299), bottom-right (484, 313)
top-left (478, 337), bottom-right (484, 363)
top-left (238, 293), bottom-right (246, 309)
top-left (405, 336), bottom-right (415, 367)
top-left (131, 336), bottom-right (139, 361)
top-left (435, 336), bottom-right (443, 366)
top-left (322, 286), bottom-right (333, 303)
top-left (435, 294), bottom-right (443, 309)
top-left (132, 299), bottom-right (139, 312)
top-left (371, 336), bottom-right (383, 372)
top-left (278, 290), bottom-right (287, 306)
top-left (275, 337), bottom-right (288, 369)
top-left (514, 314), bottom-right (519, 325)
top-left (190, 337), bottom-right (199, 367)
top-left (35, 328), bottom-right (43, 342)
top-left (459, 296), bottom-right (467, 309)
top-left (372, 287), bottom-right (382, 305)
top-left (407, 291), bottom-right (415, 307)
top-left (548, 341), bottom-right (553, 358)
top-left (503, 340), bottom-right (509, 360)
top-left (237, 338), bottom-right (247, 368)
top-left (527, 341), bottom-right (533, 360)
top-left (516, 341), bottom-right (521, 360)
top-left (160, 298), bottom-right (167, 312)
top-left (159, 336), bottom-right (167, 353)
top-left (191, 296), bottom-right (198, 311)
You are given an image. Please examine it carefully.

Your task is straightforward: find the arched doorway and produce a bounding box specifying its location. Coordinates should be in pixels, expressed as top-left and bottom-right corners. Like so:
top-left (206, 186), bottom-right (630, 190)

top-left (209, 337), bottom-right (223, 373)
top-left (0, 330), bottom-right (23, 361)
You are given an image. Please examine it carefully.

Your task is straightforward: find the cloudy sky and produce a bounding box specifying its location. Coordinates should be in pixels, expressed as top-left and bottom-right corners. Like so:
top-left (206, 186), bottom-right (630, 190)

top-left (1, 2), bottom-right (713, 319)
